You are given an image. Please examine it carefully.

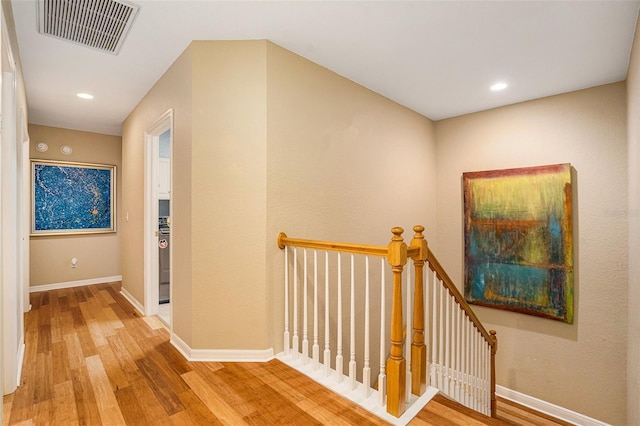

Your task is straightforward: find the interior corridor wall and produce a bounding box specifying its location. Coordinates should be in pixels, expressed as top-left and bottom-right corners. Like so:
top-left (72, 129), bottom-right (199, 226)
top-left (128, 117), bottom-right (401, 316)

top-left (265, 42), bottom-right (437, 354)
top-left (124, 39), bottom-right (438, 354)
top-left (121, 47), bottom-right (193, 343)
top-left (626, 11), bottom-right (640, 426)
top-left (434, 82), bottom-right (627, 425)
top-left (123, 41), bottom-right (267, 351)
top-left (189, 41), bottom-right (268, 350)
top-left (28, 125), bottom-right (122, 288)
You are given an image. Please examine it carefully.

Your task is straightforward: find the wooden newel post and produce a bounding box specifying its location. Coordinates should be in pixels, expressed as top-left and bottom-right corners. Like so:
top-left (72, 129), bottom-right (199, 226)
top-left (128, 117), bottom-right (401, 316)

top-left (490, 330), bottom-right (498, 418)
top-left (410, 225), bottom-right (428, 396)
top-left (386, 227), bottom-right (407, 417)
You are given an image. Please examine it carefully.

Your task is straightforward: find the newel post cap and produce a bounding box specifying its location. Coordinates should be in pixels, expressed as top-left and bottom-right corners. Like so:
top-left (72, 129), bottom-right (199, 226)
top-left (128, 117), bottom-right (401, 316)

top-left (410, 225), bottom-right (428, 262)
top-left (388, 227), bottom-right (407, 267)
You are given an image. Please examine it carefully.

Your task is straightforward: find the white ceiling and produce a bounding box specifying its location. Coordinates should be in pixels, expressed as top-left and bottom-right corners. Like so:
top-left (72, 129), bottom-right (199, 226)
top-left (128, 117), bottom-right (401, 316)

top-left (11, 0), bottom-right (640, 136)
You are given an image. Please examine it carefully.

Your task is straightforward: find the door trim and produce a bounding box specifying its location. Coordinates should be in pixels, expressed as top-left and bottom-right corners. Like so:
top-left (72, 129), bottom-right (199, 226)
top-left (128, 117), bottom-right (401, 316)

top-left (143, 109), bottom-right (173, 318)
top-left (1, 8), bottom-right (23, 394)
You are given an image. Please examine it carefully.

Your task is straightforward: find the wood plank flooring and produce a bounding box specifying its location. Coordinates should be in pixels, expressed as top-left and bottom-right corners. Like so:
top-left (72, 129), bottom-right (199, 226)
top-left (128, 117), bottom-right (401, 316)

top-left (495, 397), bottom-right (573, 426)
top-left (3, 282), bottom-right (571, 425)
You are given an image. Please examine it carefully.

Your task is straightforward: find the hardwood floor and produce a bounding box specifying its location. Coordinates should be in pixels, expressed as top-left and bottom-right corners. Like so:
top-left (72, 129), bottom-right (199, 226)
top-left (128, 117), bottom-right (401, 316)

top-left (495, 397), bottom-right (573, 426)
top-left (3, 282), bottom-right (570, 425)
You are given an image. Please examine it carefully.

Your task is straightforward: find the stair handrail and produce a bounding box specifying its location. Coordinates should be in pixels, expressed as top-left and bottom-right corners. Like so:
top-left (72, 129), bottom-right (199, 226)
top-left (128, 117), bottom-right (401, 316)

top-left (277, 226), bottom-right (498, 419)
top-left (278, 228), bottom-right (409, 416)
top-left (277, 233), bottom-right (389, 257)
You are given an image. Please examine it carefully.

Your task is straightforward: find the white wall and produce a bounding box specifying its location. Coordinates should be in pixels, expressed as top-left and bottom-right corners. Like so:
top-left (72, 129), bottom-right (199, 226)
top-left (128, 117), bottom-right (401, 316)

top-left (435, 82), bottom-right (627, 425)
top-left (1, 0), bottom-right (28, 396)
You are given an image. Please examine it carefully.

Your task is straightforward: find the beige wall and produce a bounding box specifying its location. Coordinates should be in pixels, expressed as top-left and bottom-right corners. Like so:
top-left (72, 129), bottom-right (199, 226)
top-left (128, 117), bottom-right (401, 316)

top-left (29, 125), bottom-right (122, 287)
top-left (265, 42), bottom-right (437, 353)
top-left (122, 40), bottom-right (436, 353)
top-left (190, 41), bottom-right (268, 349)
top-left (121, 46), bottom-right (193, 342)
top-left (435, 83), bottom-right (627, 424)
top-left (123, 41), bottom-right (267, 349)
top-left (626, 12), bottom-right (640, 426)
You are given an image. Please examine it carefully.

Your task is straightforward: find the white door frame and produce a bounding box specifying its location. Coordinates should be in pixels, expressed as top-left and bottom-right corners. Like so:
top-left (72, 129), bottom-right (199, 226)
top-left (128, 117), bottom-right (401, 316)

top-left (143, 109), bottom-right (173, 318)
top-left (20, 109), bottom-right (29, 314)
top-left (1, 7), bottom-right (23, 395)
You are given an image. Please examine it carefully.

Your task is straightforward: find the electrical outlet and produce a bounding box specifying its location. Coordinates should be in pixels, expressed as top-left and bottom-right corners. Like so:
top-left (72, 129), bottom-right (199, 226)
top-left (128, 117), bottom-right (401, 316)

top-left (71, 257), bottom-right (78, 268)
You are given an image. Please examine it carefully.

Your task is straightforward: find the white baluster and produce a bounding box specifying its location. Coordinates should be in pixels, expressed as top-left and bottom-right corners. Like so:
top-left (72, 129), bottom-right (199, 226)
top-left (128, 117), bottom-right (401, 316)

top-left (363, 256), bottom-right (370, 399)
top-left (466, 318), bottom-right (472, 408)
top-left (476, 330), bottom-right (482, 411)
top-left (468, 322), bottom-right (474, 409)
top-left (438, 278), bottom-right (444, 391)
top-left (450, 294), bottom-right (456, 398)
top-left (451, 305), bottom-right (457, 402)
top-left (477, 331), bottom-right (482, 412)
top-left (486, 340), bottom-right (491, 415)
top-left (455, 305), bottom-right (462, 403)
top-left (472, 327), bottom-right (478, 411)
top-left (292, 248), bottom-right (299, 359)
top-left (485, 342), bottom-right (491, 416)
top-left (460, 308), bottom-right (465, 405)
top-left (424, 264), bottom-right (430, 387)
top-left (378, 258), bottom-right (386, 407)
top-left (336, 253), bottom-right (343, 383)
top-left (284, 247), bottom-right (290, 356)
top-left (324, 251), bottom-right (331, 377)
top-left (313, 250), bottom-right (319, 369)
top-left (303, 249), bottom-right (309, 364)
top-left (349, 254), bottom-right (357, 391)
top-left (476, 333), bottom-right (480, 412)
top-left (480, 336), bottom-right (485, 414)
top-left (444, 290), bottom-right (450, 396)
top-left (482, 338), bottom-right (488, 414)
top-left (431, 271), bottom-right (438, 387)
top-left (460, 315), bottom-right (469, 406)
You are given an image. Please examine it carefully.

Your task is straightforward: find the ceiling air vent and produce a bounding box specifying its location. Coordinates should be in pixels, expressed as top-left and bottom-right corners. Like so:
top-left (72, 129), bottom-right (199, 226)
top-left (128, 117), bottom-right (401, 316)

top-left (37, 0), bottom-right (140, 55)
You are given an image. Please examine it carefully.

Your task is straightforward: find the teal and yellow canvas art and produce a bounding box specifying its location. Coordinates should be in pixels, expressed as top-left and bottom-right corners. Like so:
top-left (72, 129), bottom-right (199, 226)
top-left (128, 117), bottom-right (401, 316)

top-left (463, 164), bottom-right (574, 323)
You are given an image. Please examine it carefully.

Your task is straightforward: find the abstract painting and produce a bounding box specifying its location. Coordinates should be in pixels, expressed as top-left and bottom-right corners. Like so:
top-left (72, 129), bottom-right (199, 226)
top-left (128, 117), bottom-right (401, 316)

top-left (32, 160), bottom-right (116, 236)
top-left (463, 164), bottom-right (573, 323)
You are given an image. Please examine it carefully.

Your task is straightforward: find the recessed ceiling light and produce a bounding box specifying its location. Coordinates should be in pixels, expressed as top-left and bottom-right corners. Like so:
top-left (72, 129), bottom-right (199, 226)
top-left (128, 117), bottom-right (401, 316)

top-left (490, 82), bottom-right (508, 91)
top-left (77, 93), bottom-right (94, 100)
top-left (35, 142), bottom-right (48, 152)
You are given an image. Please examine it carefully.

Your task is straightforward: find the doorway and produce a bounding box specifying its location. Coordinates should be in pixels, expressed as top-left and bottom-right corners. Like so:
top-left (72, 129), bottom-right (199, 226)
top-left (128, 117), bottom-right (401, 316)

top-left (157, 129), bottom-right (171, 315)
top-left (144, 110), bottom-right (173, 326)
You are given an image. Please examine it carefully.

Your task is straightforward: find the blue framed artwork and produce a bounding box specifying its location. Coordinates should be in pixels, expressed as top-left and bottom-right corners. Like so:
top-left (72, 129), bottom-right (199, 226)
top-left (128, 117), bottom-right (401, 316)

top-left (463, 164), bottom-right (574, 323)
top-left (31, 160), bottom-right (116, 236)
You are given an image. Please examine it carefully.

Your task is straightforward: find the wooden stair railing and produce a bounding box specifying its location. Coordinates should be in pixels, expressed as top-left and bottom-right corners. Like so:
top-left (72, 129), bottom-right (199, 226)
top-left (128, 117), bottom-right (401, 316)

top-left (277, 225), bottom-right (498, 419)
top-left (425, 241), bottom-right (498, 417)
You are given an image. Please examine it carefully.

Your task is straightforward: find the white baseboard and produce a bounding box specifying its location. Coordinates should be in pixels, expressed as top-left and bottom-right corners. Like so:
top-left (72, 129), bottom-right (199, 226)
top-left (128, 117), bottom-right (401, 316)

top-left (278, 351), bottom-right (438, 426)
top-left (496, 385), bottom-right (610, 426)
top-left (115, 290), bottom-right (273, 362)
top-left (29, 275), bottom-right (123, 293)
top-left (119, 287), bottom-right (145, 316)
top-left (170, 333), bottom-right (274, 362)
